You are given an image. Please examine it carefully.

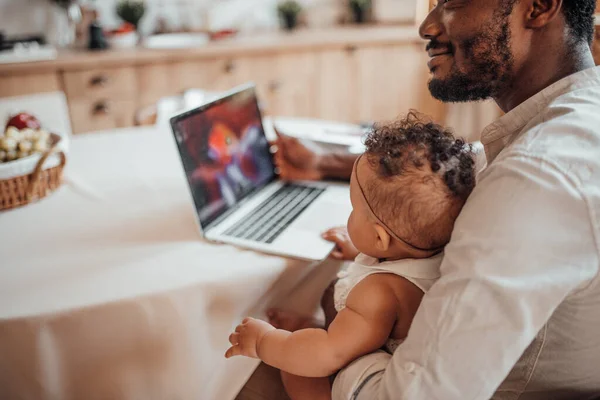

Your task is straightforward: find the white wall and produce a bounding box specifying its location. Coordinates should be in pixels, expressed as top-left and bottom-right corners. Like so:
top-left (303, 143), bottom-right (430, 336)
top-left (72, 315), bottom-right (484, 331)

top-left (0, 0), bottom-right (345, 38)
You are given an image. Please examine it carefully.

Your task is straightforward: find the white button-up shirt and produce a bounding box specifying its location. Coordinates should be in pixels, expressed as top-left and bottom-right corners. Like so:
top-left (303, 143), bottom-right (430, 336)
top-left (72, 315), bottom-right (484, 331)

top-left (332, 66), bottom-right (600, 400)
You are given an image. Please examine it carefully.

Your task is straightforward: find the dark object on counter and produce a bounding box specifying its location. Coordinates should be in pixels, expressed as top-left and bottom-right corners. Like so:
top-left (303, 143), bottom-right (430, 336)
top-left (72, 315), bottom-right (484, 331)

top-left (277, 1), bottom-right (302, 31)
top-left (50, 0), bottom-right (76, 8)
top-left (0, 34), bottom-right (46, 52)
top-left (281, 13), bottom-right (298, 31)
top-left (88, 21), bottom-right (108, 50)
top-left (349, 0), bottom-right (371, 24)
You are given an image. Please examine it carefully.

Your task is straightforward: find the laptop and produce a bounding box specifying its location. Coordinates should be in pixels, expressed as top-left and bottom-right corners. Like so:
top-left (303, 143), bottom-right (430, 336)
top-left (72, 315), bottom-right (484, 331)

top-left (170, 83), bottom-right (351, 261)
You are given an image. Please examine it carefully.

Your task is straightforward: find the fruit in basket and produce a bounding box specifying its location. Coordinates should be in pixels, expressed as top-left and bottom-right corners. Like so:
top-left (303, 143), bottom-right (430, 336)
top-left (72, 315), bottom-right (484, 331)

top-left (1, 136), bottom-right (17, 151)
top-left (5, 126), bottom-right (21, 139)
top-left (5, 113), bottom-right (41, 131)
top-left (33, 139), bottom-right (48, 152)
top-left (0, 115), bottom-right (51, 163)
top-left (5, 150), bottom-right (17, 161)
top-left (18, 140), bottom-right (32, 152)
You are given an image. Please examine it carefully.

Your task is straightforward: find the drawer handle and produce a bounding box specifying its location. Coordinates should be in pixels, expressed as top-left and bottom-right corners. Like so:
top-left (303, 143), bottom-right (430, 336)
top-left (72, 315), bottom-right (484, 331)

top-left (224, 60), bottom-right (236, 74)
top-left (344, 44), bottom-right (357, 54)
top-left (268, 80), bottom-right (281, 93)
top-left (90, 75), bottom-right (109, 87)
top-left (92, 101), bottom-right (110, 115)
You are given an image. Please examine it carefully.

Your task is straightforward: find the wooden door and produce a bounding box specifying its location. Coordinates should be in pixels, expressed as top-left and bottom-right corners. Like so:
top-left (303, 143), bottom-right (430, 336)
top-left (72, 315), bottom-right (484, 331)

top-left (355, 43), bottom-right (446, 124)
top-left (230, 53), bottom-right (319, 119)
top-left (315, 46), bottom-right (360, 123)
top-left (168, 53), bottom-right (319, 119)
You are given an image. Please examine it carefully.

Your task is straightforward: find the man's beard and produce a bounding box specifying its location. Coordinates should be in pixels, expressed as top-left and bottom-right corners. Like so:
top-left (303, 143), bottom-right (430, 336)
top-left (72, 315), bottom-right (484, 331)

top-left (428, 14), bottom-right (515, 103)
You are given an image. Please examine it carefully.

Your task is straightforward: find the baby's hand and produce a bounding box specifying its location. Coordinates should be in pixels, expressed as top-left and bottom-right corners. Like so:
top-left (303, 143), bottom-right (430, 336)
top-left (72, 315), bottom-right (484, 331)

top-left (225, 317), bottom-right (275, 359)
top-left (322, 227), bottom-right (359, 261)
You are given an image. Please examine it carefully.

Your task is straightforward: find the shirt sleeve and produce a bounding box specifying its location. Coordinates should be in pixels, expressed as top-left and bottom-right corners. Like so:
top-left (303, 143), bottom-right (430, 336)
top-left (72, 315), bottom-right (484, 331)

top-left (332, 153), bottom-right (598, 400)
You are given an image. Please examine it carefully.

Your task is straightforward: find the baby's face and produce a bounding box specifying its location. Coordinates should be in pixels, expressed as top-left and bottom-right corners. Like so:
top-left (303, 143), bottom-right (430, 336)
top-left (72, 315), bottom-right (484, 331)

top-left (347, 157), bottom-right (389, 258)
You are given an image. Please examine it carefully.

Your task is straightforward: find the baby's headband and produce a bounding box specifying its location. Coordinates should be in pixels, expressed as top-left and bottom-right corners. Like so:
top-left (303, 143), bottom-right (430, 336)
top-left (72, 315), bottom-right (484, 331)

top-left (353, 154), bottom-right (444, 255)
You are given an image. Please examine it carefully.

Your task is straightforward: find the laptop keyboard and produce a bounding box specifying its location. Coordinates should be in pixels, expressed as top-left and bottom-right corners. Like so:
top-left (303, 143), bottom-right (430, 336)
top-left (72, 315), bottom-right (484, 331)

top-left (223, 183), bottom-right (325, 244)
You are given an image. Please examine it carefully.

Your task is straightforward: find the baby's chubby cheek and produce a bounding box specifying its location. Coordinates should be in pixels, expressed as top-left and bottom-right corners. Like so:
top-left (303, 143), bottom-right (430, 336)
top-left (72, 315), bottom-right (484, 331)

top-left (347, 214), bottom-right (376, 256)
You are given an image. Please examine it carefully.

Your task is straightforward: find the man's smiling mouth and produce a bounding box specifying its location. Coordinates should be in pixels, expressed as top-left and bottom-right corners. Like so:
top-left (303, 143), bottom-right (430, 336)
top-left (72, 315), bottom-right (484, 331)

top-left (427, 52), bottom-right (453, 70)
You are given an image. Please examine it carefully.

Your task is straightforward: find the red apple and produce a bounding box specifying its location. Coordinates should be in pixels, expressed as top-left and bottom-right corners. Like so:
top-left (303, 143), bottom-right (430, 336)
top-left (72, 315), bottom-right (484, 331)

top-left (5, 113), bottom-right (41, 131)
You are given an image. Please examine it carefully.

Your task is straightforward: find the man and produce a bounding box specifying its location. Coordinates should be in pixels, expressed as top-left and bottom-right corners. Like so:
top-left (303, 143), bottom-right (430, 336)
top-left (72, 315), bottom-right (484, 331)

top-left (259, 0), bottom-right (600, 398)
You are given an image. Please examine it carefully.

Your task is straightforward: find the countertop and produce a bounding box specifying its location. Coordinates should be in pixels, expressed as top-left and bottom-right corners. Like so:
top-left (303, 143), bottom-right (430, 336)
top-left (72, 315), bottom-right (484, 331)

top-left (0, 25), bottom-right (423, 75)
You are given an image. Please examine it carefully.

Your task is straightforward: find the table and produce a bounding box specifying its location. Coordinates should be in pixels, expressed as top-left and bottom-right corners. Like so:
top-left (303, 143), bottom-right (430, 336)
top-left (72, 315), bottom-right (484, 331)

top-left (0, 121), bottom-right (352, 400)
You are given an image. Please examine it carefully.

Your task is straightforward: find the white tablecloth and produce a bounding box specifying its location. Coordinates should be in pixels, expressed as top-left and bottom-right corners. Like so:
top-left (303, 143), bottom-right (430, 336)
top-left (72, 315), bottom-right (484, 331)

top-left (0, 124), bottom-right (350, 400)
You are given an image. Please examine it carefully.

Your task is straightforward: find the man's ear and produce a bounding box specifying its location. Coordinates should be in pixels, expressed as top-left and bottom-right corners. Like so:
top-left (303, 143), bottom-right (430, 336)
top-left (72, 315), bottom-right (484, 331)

top-left (525, 0), bottom-right (562, 29)
top-left (373, 224), bottom-right (391, 251)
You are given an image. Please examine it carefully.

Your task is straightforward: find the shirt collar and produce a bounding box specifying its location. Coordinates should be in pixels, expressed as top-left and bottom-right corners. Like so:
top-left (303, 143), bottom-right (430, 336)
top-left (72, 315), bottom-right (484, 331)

top-left (480, 66), bottom-right (600, 163)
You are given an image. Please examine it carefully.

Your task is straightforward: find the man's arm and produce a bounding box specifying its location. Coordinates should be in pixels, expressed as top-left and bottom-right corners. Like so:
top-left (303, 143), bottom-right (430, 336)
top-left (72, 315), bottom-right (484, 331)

top-left (333, 154), bottom-right (599, 399)
top-left (257, 276), bottom-right (398, 377)
top-left (317, 152), bottom-right (360, 180)
top-left (273, 130), bottom-right (358, 181)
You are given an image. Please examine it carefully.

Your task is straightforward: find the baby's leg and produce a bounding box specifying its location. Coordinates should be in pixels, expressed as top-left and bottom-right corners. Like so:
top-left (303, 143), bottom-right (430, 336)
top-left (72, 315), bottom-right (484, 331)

top-left (281, 371), bottom-right (332, 400)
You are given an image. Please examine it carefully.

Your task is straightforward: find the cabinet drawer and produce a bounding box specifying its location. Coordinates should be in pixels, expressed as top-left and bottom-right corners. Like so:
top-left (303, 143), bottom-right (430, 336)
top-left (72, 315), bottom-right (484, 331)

top-left (69, 99), bottom-right (136, 134)
top-left (63, 67), bottom-right (137, 100)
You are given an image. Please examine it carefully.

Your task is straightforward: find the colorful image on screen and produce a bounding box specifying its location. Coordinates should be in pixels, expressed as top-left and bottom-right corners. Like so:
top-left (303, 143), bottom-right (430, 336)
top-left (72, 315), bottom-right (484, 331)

top-left (173, 89), bottom-right (275, 227)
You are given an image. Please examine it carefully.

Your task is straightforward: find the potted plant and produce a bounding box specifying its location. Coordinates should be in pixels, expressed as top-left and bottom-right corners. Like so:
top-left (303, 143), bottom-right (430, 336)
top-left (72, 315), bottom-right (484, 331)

top-left (116, 0), bottom-right (146, 31)
top-left (277, 1), bottom-right (302, 31)
top-left (349, 0), bottom-right (371, 24)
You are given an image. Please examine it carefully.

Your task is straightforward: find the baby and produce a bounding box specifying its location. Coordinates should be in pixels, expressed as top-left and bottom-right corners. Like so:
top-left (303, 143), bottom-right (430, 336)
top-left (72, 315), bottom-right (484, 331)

top-left (225, 112), bottom-right (476, 400)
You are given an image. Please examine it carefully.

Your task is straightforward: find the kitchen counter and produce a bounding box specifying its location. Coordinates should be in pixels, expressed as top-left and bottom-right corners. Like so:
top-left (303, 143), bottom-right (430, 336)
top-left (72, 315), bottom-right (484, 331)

top-left (0, 25), bottom-right (423, 75)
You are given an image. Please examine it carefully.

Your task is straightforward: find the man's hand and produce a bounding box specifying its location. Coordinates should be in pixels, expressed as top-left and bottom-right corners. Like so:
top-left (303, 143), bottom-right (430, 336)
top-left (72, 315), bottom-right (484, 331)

top-left (322, 227), bottom-right (359, 261)
top-left (225, 317), bottom-right (276, 359)
top-left (273, 127), bottom-right (323, 181)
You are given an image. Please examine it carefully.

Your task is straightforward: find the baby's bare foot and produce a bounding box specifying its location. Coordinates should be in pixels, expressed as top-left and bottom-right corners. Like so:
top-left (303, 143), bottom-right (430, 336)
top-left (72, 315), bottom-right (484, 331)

top-left (267, 309), bottom-right (322, 332)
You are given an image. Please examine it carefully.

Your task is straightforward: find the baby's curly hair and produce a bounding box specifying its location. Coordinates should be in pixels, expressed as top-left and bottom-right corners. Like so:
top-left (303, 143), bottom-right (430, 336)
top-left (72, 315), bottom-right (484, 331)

top-left (362, 111), bottom-right (476, 249)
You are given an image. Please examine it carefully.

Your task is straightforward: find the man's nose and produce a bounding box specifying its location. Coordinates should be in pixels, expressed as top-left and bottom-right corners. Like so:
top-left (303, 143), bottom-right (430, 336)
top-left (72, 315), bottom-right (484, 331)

top-left (419, 5), bottom-right (443, 41)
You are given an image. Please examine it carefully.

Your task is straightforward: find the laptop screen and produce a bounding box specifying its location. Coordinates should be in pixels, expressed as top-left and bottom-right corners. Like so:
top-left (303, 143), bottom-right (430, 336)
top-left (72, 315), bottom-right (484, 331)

top-left (171, 86), bottom-right (276, 229)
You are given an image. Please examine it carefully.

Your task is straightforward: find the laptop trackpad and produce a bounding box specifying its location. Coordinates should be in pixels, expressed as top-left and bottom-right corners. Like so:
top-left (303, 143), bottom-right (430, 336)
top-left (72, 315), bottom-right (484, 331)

top-left (292, 186), bottom-right (351, 232)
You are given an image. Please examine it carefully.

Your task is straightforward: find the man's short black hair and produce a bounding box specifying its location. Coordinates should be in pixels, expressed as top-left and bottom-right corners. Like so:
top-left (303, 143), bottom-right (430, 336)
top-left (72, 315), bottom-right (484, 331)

top-left (562, 0), bottom-right (596, 44)
top-left (502, 0), bottom-right (596, 44)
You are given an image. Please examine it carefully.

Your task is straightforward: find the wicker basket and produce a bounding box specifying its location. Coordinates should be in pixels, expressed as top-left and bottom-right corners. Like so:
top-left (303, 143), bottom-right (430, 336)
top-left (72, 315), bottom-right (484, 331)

top-left (0, 133), bottom-right (66, 211)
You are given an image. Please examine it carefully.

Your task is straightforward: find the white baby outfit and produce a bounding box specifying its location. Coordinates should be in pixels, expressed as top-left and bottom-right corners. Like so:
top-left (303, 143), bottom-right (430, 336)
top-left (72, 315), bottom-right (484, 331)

top-left (334, 253), bottom-right (442, 354)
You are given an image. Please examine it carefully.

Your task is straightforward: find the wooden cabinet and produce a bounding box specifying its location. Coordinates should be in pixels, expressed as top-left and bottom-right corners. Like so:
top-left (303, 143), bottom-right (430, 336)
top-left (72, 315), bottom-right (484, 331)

top-left (0, 73), bottom-right (61, 98)
top-left (354, 43), bottom-right (445, 123)
top-left (133, 54), bottom-right (321, 119)
top-left (316, 47), bottom-right (360, 123)
top-left (61, 45), bottom-right (445, 133)
top-left (222, 53), bottom-right (320, 119)
top-left (69, 98), bottom-right (137, 133)
top-left (62, 67), bottom-right (138, 132)
top-left (314, 43), bottom-right (445, 125)
top-left (0, 28), bottom-right (447, 134)
top-left (169, 59), bottom-right (240, 94)
top-left (260, 52), bottom-right (320, 118)
top-left (63, 67), bottom-right (137, 99)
